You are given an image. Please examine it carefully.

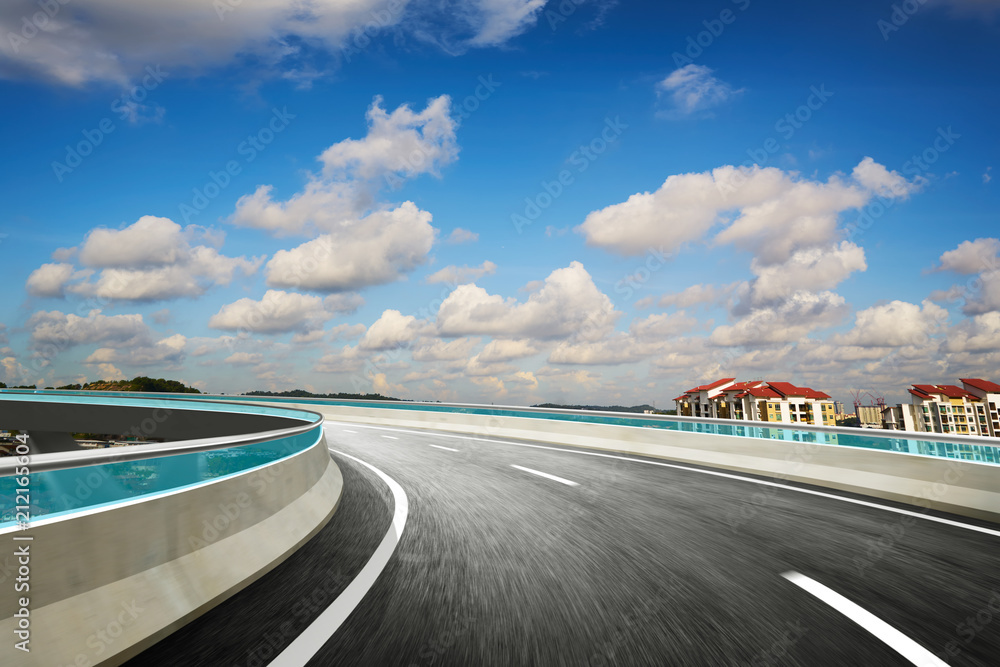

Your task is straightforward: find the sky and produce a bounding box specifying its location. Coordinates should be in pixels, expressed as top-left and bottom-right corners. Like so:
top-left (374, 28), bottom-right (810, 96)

top-left (0, 0), bottom-right (998, 407)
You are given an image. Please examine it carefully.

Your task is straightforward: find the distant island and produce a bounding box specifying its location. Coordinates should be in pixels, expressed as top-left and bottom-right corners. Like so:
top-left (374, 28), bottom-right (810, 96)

top-left (54, 377), bottom-right (202, 394)
top-left (532, 403), bottom-right (674, 415)
top-left (244, 389), bottom-right (403, 401)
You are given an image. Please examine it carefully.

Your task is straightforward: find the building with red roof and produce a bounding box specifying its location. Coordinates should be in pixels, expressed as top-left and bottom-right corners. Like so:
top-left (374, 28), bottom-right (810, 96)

top-left (960, 379), bottom-right (1000, 436)
top-left (674, 378), bottom-right (836, 426)
top-left (898, 380), bottom-right (999, 436)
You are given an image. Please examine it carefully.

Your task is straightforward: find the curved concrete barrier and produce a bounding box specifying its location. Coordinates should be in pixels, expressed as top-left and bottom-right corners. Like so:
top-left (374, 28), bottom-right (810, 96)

top-left (270, 401), bottom-right (1000, 525)
top-left (0, 394), bottom-right (343, 667)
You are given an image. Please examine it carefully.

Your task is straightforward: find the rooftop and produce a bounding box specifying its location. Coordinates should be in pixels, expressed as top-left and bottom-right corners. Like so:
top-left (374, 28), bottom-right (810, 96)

top-left (961, 378), bottom-right (1000, 393)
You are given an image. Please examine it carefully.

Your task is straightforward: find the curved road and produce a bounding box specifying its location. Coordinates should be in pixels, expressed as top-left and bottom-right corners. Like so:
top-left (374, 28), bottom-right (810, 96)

top-left (128, 422), bottom-right (1000, 666)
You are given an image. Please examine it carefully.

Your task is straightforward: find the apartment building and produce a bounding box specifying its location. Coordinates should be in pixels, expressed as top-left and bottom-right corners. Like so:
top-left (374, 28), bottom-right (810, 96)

top-left (674, 378), bottom-right (836, 426)
top-left (905, 384), bottom-right (986, 436)
top-left (960, 378), bottom-right (1000, 437)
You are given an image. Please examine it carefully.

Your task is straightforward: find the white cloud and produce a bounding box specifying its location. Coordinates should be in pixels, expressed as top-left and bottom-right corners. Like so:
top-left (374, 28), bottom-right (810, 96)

top-left (320, 95), bottom-right (458, 182)
top-left (264, 202), bottom-right (436, 292)
top-left (83, 333), bottom-right (187, 368)
top-left (548, 335), bottom-right (648, 365)
top-left (942, 312), bottom-right (1000, 353)
top-left (506, 370), bottom-right (538, 390)
top-left (30, 216), bottom-right (261, 302)
top-left (26, 263), bottom-right (75, 298)
top-left (548, 311), bottom-right (697, 366)
top-left (463, 0), bottom-right (548, 47)
top-left (359, 310), bottom-right (426, 350)
top-left (0, 1), bottom-right (405, 86)
top-left (426, 261), bottom-right (497, 285)
top-left (224, 352), bottom-right (265, 366)
top-left (577, 159), bottom-right (918, 264)
top-left (79, 216), bottom-right (199, 267)
top-left (629, 311), bottom-right (699, 340)
top-left (447, 228), bottom-right (479, 244)
top-left (29, 309), bottom-right (150, 351)
top-left (232, 96), bottom-right (455, 237)
top-left (316, 345), bottom-right (365, 374)
top-left (372, 372), bottom-right (407, 397)
top-left (436, 262), bottom-right (619, 341)
top-left (934, 238), bottom-right (1000, 275)
top-left (209, 290), bottom-right (358, 334)
top-left (710, 291), bottom-right (849, 346)
top-left (411, 337), bottom-right (479, 362)
top-left (477, 338), bottom-right (539, 362)
top-left (851, 157), bottom-right (923, 198)
top-left (984, 167), bottom-right (993, 184)
top-left (833, 300), bottom-right (948, 348)
top-left (748, 241), bottom-right (867, 305)
top-left (656, 64), bottom-right (742, 116)
top-left (967, 271), bottom-right (1000, 315)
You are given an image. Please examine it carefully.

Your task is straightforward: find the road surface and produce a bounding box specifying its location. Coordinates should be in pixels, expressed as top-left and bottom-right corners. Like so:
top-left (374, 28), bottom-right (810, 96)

top-left (128, 421), bottom-right (1000, 666)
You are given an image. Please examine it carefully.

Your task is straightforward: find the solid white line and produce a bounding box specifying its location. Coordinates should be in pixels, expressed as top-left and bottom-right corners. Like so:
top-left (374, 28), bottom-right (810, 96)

top-left (382, 435), bottom-right (398, 440)
top-left (323, 421), bottom-right (1000, 539)
top-left (269, 450), bottom-right (409, 667)
top-left (510, 464), bottom-right (579, 486)
top-left (429, 445), bottom-right (459, 452)
top-left (781, 571), bottom-right (947, 666)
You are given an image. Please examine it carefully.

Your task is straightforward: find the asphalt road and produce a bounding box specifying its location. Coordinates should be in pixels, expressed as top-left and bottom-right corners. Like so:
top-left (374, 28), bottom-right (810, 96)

top-left (129, 422), bottom-right (1000, 666)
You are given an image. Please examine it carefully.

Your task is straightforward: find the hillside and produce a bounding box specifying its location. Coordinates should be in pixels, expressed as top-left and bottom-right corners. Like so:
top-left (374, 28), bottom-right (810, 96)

top-left (56, 377), bottom-right (202, 394)
top-left (244, 389), bottom-right (402, 401)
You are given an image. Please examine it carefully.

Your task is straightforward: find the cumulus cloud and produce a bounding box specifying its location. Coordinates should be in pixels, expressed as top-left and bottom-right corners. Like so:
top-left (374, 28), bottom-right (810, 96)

top-left (264, 202), bottom-right (436, 292)
top-left (232, 96), bottom-right (456, 237)
top-left (426, 261), bottom-right (497, 285)
top-left (436, 262), bottom-right (619, 341)
top-left (748, 241), bottom-right (867, 305)
top-left (942, 312), bottom-right (1000, 353)
top-left (359, 310), bottom-right (427, 350)
top-left (28, 216), bottom-right (261, 302)
top-left (927, 239), bottom-right (1000, 315)
top-left (26, 263), bottom-right (76, 298)
top-left (851, 157), bottom-right (923, 198)
top-left (577, 159), bottom-right (918, 264)
top-left (320, 95), bottom-right (458, 183)
top-left (209, 290), bottom-right (361, 334)
top-left (933, 238), bottom-right (1000, 275)
top-left (548, 311), bottom-right (697, 365)
top-left (28, 309), bottom-right (150, 352)
top-left (657, 65), bottom-right (742, 117)
top-left (710, 291), bottom-right (849, 346)
top-left (833, 300), bottom-right (948, 348)
top-left (83, 333), bottom-right (187, 368)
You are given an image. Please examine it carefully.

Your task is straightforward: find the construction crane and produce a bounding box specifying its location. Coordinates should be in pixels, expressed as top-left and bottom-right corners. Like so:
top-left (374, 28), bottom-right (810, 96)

top-left (851, 388), bottom-right (887, 427)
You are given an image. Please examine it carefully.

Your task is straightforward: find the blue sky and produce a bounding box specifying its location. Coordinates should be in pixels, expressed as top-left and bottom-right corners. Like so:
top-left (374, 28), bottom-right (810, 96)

top-left (1, 0), bottom-right (998, 406)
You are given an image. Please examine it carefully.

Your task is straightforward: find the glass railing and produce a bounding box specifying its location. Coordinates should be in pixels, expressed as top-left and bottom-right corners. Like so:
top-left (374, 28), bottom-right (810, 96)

top-left (0, 391), bottom-right (324, 531)
top-left (225, 396), bottom-right (1000, 465)
top-left (3, 389), bottom-right (998, 469)
top-left (0, 423), bottom-right (322, 531)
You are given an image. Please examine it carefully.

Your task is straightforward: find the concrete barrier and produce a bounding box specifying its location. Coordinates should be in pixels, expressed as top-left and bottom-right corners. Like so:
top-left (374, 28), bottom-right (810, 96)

top-left (280, 402), bottom-right (1000, 524)
top-left (0, 398), bottom-right (343, 667)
